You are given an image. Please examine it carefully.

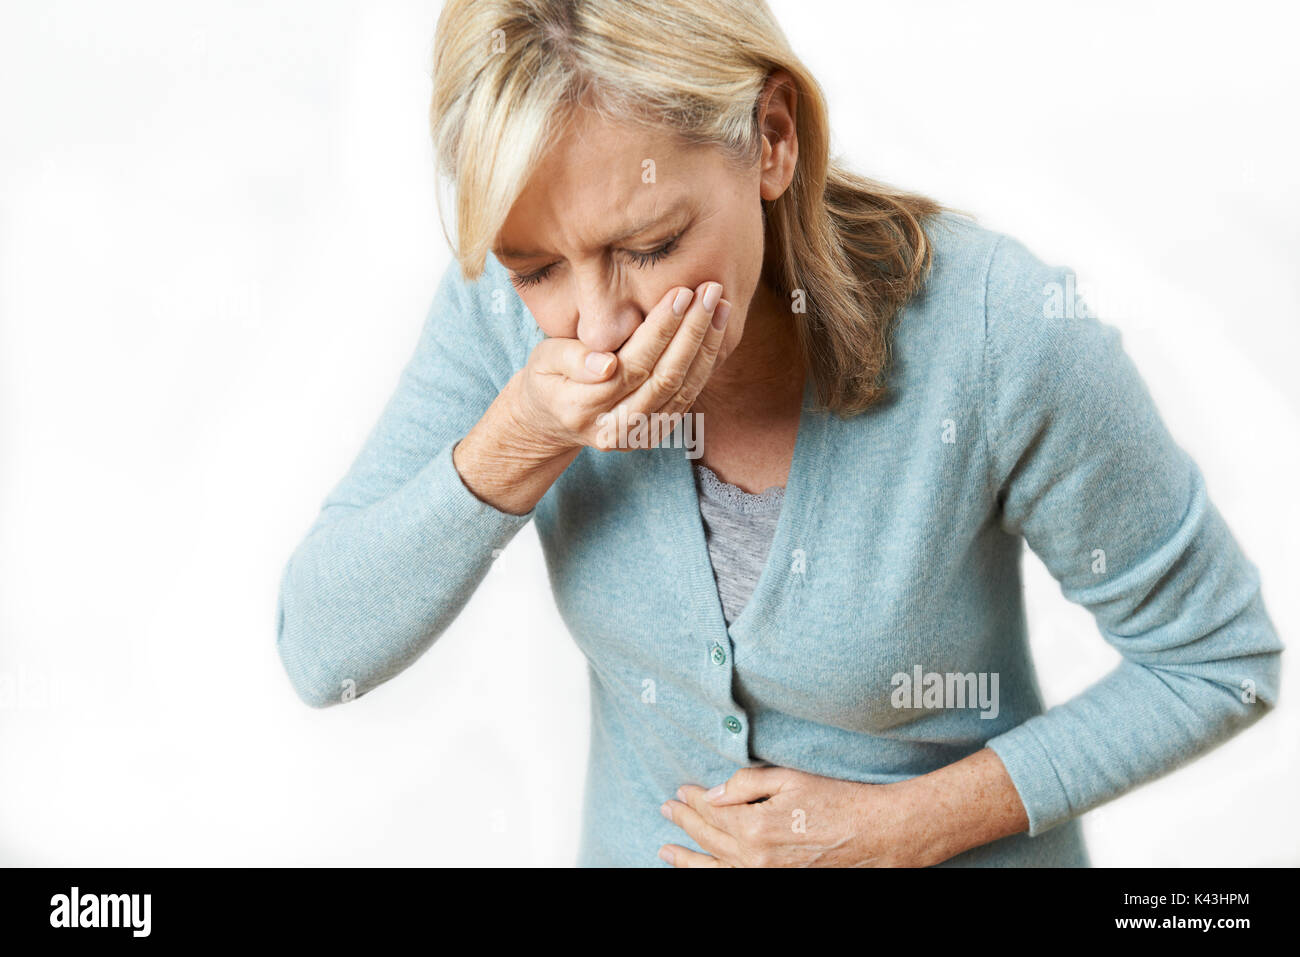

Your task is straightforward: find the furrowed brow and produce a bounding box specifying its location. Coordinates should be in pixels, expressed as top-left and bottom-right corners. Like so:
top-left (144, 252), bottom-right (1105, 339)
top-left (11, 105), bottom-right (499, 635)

top-left (495, 199), bottom-right (690, 262)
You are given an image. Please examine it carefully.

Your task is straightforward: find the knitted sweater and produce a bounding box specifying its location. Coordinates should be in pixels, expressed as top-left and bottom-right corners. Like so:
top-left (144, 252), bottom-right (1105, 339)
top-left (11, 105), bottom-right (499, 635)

top-left (275, 212), bottom-right (1282, 866)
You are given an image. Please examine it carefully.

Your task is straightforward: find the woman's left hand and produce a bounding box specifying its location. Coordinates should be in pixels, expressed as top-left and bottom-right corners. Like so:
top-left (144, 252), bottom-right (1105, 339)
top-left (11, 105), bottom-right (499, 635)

top-left (659, 766), bottom-right (937, 867)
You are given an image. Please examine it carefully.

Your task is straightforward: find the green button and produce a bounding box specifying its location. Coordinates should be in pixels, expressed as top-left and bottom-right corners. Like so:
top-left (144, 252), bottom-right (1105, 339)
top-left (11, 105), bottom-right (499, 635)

top-left (724, 715), bottom-right (742, 734)
top-left (710, 644), bottom-right (727, 666)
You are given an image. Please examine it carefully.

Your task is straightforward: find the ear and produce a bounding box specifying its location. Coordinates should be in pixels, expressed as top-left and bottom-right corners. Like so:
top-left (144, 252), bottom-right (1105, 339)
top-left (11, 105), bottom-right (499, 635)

top-left (756, 69), bottom-right (798, 203)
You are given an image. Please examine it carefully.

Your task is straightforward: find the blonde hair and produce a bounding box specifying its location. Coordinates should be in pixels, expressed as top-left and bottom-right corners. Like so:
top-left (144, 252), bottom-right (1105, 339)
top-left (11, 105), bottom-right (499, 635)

top-left (430, 0), bottom-right (943, 415)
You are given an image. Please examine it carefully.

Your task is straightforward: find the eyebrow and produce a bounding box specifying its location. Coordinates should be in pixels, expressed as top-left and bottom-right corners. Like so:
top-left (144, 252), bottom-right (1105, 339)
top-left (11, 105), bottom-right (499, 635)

top-left (495, 199), bottom-right (691, 262)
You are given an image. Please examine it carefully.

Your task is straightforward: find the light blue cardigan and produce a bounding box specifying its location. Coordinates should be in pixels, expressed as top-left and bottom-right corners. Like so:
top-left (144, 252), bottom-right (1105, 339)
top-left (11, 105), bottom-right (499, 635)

top-left (275, 212), bottom-right (1282, 866)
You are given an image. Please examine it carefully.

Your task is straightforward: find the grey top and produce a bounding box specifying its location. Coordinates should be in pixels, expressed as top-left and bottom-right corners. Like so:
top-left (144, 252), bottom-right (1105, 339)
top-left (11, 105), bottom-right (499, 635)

top-left (693, 462), bottom-right (785, 627)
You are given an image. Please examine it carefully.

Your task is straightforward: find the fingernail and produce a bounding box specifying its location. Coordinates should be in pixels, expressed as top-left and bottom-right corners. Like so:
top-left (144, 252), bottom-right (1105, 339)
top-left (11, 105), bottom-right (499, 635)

top-left (705, 783), bottom-right (726, 801)
top-left (676, 786), bottom-right (686, 802)
top-left (711, 300), bottom-right (731, 330)
top-left (701, 282), bottom-right (722, 313)
top-left (585, 352), bottom-right (615, 376)
top-left (658, 846), bottom-right (675, 865)
top-left (660, 801), bottom-right (673, 820)
top-left (672, 287), bottom-right (693, 317)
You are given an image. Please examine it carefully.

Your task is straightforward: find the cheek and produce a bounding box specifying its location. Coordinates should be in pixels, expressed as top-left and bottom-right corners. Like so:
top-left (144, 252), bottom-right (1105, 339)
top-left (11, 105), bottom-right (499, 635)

top-left (662, 245), bottom-right (756, 308)
top-left (685, 206), bottom-right (764, 299)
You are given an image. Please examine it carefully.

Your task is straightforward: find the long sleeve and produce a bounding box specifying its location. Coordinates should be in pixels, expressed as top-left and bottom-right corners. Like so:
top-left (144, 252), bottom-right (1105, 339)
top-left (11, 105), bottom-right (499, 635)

top-left (275, 257), bottom-right (536, 708)
top-left (979, 234), bottom-right (1283, 837)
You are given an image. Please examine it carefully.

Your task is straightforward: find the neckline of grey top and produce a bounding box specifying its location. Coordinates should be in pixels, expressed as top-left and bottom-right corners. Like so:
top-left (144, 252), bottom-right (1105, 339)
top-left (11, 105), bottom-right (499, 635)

top-left (693, 462), bottom-right (785, 514)
top-left (692, 463), bottom-right (786, 628)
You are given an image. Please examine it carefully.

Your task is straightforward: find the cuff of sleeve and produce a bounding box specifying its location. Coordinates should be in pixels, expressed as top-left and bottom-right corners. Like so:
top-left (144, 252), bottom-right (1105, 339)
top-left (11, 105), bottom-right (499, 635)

top-left (424, 439), bottom-right (538, 543)
top-left (985, 721), bottom-right (1075, 838)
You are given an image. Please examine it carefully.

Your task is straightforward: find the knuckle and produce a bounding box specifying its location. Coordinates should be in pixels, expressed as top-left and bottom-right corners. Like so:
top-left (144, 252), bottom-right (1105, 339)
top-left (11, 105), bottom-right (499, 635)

top-left (620, 356), bottom-right (656, 386)
top-left (698, 332), bottom-right (723, 360)
top-left (674, 380), bottom-right (702, 408)
top-left (556, 402), bottom-right (586, 434)
top-left (648, 368), bottom-right (682, 397)
top-left (658, 393), bottom-right (686, 419)
top-left (530, 341), bottom-right (562, 373)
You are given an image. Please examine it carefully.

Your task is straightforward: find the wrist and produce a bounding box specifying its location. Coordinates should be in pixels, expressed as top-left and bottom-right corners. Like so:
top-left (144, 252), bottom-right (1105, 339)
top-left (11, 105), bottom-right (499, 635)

top-left (855, 777), bottom-right (951, 868)
top-left (841, 779), bottom-right (944, 868)
top-left (453, 378), bottom-right (578, 515)
top-left (490, 373), bottom-right (572, 463)
top-left (888, 776), bottom-right (965, 867)
top-left (892, 749), bottom-right (1030, 867)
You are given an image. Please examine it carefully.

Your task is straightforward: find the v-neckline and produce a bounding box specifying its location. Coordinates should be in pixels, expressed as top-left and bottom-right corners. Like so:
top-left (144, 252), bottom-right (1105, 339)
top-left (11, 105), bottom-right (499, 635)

top-left (662, 375), bottom-right (831, 646)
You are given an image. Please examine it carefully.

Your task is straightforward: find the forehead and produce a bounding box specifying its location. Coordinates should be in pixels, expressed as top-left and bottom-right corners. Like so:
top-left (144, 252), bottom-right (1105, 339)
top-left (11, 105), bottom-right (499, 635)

top-left (537, 107), bottom-right (693, 189)
top-left (496, 110), bottom-right (721, 258)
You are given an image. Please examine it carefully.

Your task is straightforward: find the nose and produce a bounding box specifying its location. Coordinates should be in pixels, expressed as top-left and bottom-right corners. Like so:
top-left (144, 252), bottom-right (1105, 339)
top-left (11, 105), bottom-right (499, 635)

top-left (572, 269), bottom-right (643, 354)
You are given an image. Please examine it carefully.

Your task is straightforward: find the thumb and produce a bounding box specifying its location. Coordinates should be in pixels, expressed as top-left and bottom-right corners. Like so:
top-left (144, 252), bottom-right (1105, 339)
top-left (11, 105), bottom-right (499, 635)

top-left (572, 342), bottom-right (618, 383)
top-left (533, 336), bottom-right (618, 384)
top-left (705, 766), bottom-right (787, 807)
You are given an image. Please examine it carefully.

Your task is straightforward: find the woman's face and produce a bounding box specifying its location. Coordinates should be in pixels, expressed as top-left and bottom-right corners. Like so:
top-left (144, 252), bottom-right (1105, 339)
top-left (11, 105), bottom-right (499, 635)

top-left (494, 95), bottom-right (792, 371)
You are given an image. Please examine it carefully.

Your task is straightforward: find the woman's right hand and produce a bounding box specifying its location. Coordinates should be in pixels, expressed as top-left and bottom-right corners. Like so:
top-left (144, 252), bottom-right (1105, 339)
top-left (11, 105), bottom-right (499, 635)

top-left (509, 280), bottom-right (730, 456)
top-left (453, 280), bottom-right (731, 514)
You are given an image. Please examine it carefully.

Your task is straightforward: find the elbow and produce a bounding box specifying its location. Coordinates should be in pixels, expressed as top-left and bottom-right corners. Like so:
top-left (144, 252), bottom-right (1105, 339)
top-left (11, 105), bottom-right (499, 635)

top-left (1152, 640), bottom-right (1283, 752)
top-left (1202, 642), bottom-right (1282, 738)
top-left (1239, 643), bottom-right (1282, 716)
top-left (282, 658), bottom-right (348, 710)
top-left (297, 686), bottom-right (348, 711)
top-left (1226, 576), bottom-right (1285, 718)
top-left (1198, 598), bottom-right (1284, 732)
top-left (1230, 610), bottom-right (1283, 718)
top-left (275, 571), bottom-right (350, 710)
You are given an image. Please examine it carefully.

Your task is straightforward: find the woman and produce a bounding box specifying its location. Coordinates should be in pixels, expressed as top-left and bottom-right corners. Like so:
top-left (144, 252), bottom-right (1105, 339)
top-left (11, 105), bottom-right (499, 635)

top-left (275, 0), bottom-right (1282, 867)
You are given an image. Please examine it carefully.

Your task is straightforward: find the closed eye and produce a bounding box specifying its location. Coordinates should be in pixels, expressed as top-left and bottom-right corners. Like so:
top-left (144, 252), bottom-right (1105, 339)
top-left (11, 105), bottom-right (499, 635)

top-left (507, 232), bottom-right (683, 290)
top-left (508, 263), bottom-right (556, 290)
top-left (622, 233), bottom-right (681, 269)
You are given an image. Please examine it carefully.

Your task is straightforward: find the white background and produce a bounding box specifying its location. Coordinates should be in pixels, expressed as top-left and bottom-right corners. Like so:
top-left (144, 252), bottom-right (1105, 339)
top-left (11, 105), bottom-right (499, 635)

top-left (1, 0), bottom-right (1296, 866)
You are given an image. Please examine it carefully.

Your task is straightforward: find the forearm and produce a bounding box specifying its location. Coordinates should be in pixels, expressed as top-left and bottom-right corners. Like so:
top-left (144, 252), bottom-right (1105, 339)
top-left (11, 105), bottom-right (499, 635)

top-left (892, 747), bottom-right (1029, 866)
top-left (277, 436), bottom-right (535, 706)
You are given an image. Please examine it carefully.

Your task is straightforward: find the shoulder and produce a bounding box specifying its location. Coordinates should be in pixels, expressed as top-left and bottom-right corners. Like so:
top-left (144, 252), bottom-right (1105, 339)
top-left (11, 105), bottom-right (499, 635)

top-left (921, 213), bottom-right (1121, 386)
top-left (881, 213), bottom-right (1007, 390)
top-left (892, 211), bottom-right (1008, 360)
top-left (920, 211), bottom-right (1068, 321)
top-left (922, 210), bottom-right (1006, 290)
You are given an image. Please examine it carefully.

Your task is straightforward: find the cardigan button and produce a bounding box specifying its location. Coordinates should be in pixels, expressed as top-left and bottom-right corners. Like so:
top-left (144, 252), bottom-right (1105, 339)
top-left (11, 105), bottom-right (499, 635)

top-left (724, 715), bottom-right (742, 734)
top-left (710, 644), bottom-right (727, 666)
